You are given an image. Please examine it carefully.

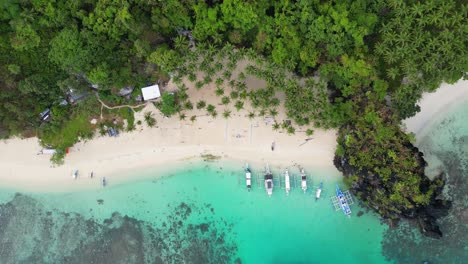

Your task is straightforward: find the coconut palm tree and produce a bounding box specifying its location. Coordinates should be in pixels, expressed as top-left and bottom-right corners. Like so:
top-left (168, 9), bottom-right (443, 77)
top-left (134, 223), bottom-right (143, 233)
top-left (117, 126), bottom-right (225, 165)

top-left (196, 100), bottom-right (206, 110)
top-left (234, 101), bottom-right (244, 111)
top-left (195, 81), bottom-right (204, 90)
top-left (215, 88), bottom-right (224, 96)
top-left (221, 96), bottom-right (230, 105)
top-left (184, 101), bottom-right (193, 110)
top-left (179, 113), bottom-right (187, 120)
top-left (207, 104), bottom-right (216, 113)
top-left (272, 123), bottom-right (280, 130)
top-left (247, 111), bottom-right (255, 119)
top-left (174, 36), bottom-right (188, 51)
top-left (144, 112), bottom-right (156, 127)
top-left (190, 115), bottom-right (197, 122)
top-left (223, 109), bottom-right (231, 119)
top-left (269, 109), bottom-right (278, 117)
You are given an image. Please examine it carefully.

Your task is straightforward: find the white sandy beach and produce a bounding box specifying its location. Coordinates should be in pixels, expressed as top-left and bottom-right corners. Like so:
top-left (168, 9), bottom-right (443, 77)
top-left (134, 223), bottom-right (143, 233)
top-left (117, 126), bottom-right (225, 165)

top-left (403, 79), bottom-right (468, 141)
top-left (0, 67), bottom-right (340, 192)
top-left (0, 105), bottom-right (339, 192)
top-left (1, 74), bottom-right (466, 192)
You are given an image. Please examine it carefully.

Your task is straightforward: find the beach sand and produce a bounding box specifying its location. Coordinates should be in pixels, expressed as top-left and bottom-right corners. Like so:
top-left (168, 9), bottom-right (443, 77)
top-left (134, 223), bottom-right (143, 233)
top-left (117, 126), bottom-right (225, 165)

top-left (2, 72), bottom-right (466, 193)
top-left (403, 79), bottom-right (468, 141)
top-left (0, 66), bottom-right (339, 192)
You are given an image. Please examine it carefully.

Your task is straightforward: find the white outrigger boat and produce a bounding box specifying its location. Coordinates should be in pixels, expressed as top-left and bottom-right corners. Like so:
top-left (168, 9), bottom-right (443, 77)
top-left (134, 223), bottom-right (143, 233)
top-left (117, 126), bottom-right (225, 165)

top-left (264, 164), bottom-right (273, 197)
top-left (72, 170), bottom-right (78, 180)
top-left (245, 163), bottom-right (252, 192)
top-left (315, 182), bottom-right (323, 201)
top-left (300, 169), bottom-right (307, 193)
top-left (284, 169), bottom-right (291, 195)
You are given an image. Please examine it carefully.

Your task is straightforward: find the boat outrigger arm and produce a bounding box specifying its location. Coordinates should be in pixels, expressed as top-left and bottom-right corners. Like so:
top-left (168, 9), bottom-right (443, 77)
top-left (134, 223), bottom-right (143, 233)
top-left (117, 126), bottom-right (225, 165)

top-left (336, 185), bottom-right (352, 216)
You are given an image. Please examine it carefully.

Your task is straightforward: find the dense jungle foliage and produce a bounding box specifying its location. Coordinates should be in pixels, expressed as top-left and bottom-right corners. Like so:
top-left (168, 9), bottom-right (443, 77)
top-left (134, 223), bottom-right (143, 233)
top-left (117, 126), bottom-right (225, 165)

top-left (0, 0), bottom-right (466, 235)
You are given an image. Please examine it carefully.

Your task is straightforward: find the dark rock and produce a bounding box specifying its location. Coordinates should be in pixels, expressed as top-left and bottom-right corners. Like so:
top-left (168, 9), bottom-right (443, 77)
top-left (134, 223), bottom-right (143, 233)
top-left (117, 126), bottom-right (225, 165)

top-left (357, 211), bottom-right (364, 217)
top-left (417, 214), bottom-right (442, 239)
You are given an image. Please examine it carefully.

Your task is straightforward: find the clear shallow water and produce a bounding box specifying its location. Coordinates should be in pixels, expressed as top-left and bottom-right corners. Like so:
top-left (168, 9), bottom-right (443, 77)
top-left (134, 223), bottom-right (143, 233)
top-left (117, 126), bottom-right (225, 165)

top-left (0, 163), bottom-right (389, 263)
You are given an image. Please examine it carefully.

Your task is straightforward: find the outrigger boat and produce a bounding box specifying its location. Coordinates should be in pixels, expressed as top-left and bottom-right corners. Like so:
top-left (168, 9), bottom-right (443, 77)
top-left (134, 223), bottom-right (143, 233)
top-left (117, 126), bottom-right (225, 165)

top-left (72, 170), bottom-right (78, 180)
top-left (101, 177), bottom-right (107, 187)
top-left (245, 163), bottom-right (252, 192)
top-left (264, 164), bottom-right (273, 197)
top-left (300, 169), bottom-right (307, 193)
top-left (284, 169), bottom-right (291, 195)
top-left (315, 182), bottom-right (323, 201)
top-left (336, 186), bottom-right (351, 217)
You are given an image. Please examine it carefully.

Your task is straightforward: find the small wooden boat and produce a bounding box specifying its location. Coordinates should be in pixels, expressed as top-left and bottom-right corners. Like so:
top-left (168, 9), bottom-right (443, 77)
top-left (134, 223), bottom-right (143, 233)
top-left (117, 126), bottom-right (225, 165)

top-left (336, 186), bottom-right (351, 217)
top-left (101, 177), bottom-right (107, 187)
top-left (300, 169), bottom-right (307, 193)
top-left (284, 169), bottom-right (290, 195)
top-left (264, 164), bottom-right (273, 196)
top-left (315, 182), bottom-right (323, 201)
top-left (245, 163), bottom-right (252, 192)
top-left (73, 170), bottom-right (78, 180)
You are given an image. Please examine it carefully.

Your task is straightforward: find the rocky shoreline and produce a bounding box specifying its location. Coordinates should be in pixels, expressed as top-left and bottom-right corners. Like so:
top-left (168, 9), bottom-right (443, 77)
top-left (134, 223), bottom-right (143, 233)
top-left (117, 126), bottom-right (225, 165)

top-left (334, 144), bottom-right (452, 239)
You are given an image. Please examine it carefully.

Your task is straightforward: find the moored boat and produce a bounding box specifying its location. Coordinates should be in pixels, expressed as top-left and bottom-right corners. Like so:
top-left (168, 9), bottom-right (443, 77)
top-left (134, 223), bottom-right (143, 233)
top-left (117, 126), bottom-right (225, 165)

top-left (336, 186), bottom-right (351, 217)
top-left (102, 177), bottom-right (107, 187)
top-left (73, 170), bottom-right (78, 180)
top-left (264, 164), bottom-right (273, 196)
top-left (315, 182), bottom-right (323, 201)
top-left (245, 163), bottom-right (252, 192)
top-left (284, 169), bottom-right (290, 195)
top-left (300, 169), bottom-right (307, 193)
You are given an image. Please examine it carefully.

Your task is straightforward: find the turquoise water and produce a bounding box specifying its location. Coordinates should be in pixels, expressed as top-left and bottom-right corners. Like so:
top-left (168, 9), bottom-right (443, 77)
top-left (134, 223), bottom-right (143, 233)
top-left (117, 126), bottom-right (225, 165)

top-left (0, 163), bottom-right (389, 263)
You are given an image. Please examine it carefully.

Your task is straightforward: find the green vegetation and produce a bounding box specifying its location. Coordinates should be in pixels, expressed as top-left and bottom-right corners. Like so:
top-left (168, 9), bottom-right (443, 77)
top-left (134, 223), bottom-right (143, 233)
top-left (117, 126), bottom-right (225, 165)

top-left (157, 93), bottom-right (178, 117)
top-left (200, 153), bottom-right (221, 162)
top-left (144, 112), bottom-right (156, 128)
top-left (0, 0), bottom-right (463, 236)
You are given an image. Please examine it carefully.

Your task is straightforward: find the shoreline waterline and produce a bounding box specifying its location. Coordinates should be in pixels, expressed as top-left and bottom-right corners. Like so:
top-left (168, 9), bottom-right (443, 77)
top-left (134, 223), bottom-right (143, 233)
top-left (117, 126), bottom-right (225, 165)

top-left (0, 162), bottom-right (389, 263)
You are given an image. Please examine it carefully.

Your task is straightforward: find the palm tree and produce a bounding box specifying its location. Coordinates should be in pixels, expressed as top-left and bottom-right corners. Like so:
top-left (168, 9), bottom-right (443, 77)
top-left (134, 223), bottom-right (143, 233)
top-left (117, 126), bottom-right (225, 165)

top-left (215, 77), bottom-right (223, 87)
top-left (247, 111), bottom-right (255, 119)
top-left (230, 91), bottom-right (239, 99)
top-left (386, 67), bottom-right (399, 80)
top-left (190, 115), bottom-right (197, 122)
top-left (221, 96), bottom-right (230, 105)
top-left (287, 126), bottom-right (295, 135)
top-left (215, 87), bottom-right (224, 96)
top-left (211, 110), bottom-right (218, 118)
top-left (223, 70), bottom-right (232, 79)
top-left (223, 109), bottom-right (231, 119)
top-left (234, 101), bottom-right (244, 111)
top-left (207, 104), bottom-right (215, 112)
top-left (144, 112), bottom-right (156, 127)
top-left (196, 100), bottom-right (206, 110)
top-left (272, 123), bottom-right (280, 130)
top-left (184, 101), bottom-right (193, 110)
top-left (179, 113), bottom-right (187, 120)
top-left (195, 81), bottom-right (204, 90)
top-left (306, 129), bottom-right (314, 136)
top-left (174, 36), bottom-right (188, 51)
top-left (259, 109), bottom-right (266, 116)
top-left (188, 73), bottom-right (196, 82)
top-left (269, 109), bottom-right (278, 117)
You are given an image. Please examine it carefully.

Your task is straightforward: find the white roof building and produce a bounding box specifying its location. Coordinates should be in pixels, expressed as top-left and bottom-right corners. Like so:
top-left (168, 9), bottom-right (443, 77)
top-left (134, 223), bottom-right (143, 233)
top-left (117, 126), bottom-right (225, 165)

top-left (141, 84), bottom-right (161, 101)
